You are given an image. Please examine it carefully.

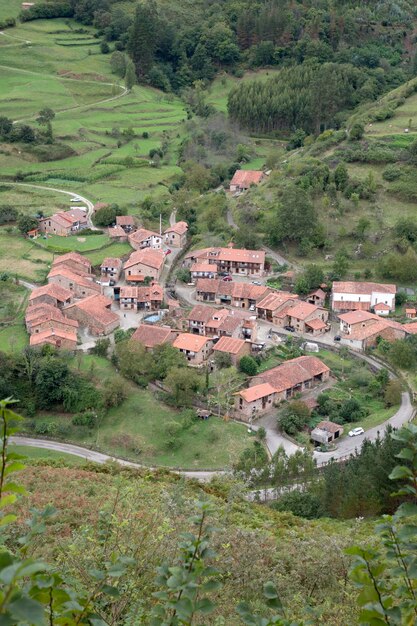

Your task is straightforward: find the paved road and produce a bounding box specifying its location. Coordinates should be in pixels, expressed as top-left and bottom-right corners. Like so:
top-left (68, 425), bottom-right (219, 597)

top-left (9, 436), bottom-right (224, 481)
top-left (8, 182), bottom-right (96, 228)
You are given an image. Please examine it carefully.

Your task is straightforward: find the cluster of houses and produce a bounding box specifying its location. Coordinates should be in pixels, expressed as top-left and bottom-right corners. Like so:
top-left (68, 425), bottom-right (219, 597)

top-left (25, 252), bottom-right (120, 349)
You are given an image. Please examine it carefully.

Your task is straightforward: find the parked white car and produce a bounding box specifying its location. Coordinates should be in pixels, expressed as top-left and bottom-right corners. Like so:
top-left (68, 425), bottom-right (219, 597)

top-left (348, 427), bottom-right (365, 437)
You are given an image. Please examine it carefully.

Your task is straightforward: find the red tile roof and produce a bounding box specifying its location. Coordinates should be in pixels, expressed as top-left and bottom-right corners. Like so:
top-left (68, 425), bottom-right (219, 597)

top-left (165, 221), bottom-right (188, 235)
top-left (116, 215), bottom-right (135, 226)
top-left (186, 247), bottom-right (265, 265)
top-left (239, 383), bottom-right (277, 403)
top-left (332, 281), bottom-right (396, 295)
top-left (405, 322), bottom-right (417, 334)
top-left (254, 356), bottom-right (330, 393)
top-left (374, 302), bottom-right (391, 311)
top-left (52, 252), bottom-right (91, 270)
top-left (124, 248), bottom-right (165, 271)
top-left (29, 283), bottom-right (72, 303)
top-left (131, 324), bottom-right (174, 348)
top-left (30, 327), bottom-right (77, 347)
top-left (230, 170), bottom-right (264, 188)
top-left (108, 225), bottom-right (127, 238)
top-left (67, 295), bottom-right (118, 326)
top-left (257, 291), bottom-right (297, 311)
top-left (305, 318), bottom-right (327, 330)
top-left (129, 228), bottom-right (161, 246)
top-left (338, 310), bottom-right (377, 325)
top-left (213, 336), bottom-right (246, 355)
top-left (315, 420), bottom-right (343, 433)
top-left (191, 263), bottom-right (217, 274)
top-left (187, 305), bottom-right (217, 324)
top-left (48, 267), bottom-right (100, 291)
top-left (333, 301), bottom-right (371, 311)
top-left (287, 301), bottom-right (321, 321)
top-left (101, 257), bottom-right (123, 269)
top-left (173, 333), bottom-right (211, 352)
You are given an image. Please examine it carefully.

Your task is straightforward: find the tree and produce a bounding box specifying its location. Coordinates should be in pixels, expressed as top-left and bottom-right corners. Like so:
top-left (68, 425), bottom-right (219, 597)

top-left (286, 129), bottom-right (306, 151)
top-left (165, 367), bottom-right (201, 407)
top-left (295, 264), bottom-right (324, 294)
top-left (93, 204), bottom-right (121, 227)
top-left (355, 217), bottom-right (370, 240)
top-left (349, 121), bottom-right (364, 140)
top-left (214, 351), bottom-right (232, 369)
top-left (279, 400), bottom-right (310, 435)
top-left (127, 1), bottom-right (158, 79)
top-left (384, 379), bottom-right (402, 407)
top-left (100, 40), bottom-right (110, 54)
top-left (110, 51), bottom-right (127, 77)
top-left (331, 250), bottom-right (349, 279)
top-left (238, 355), bottom-right (258, 376)
top-left (334, 162), bottom-right (348, 191)
top-left (92, 337), bottom-right (110, 357)
top-left (116, 339), bottom-right (153, 386)
top-left (37, 107), bottom-right (55, 141)
top-left (17, 214), bottom-right (38, 234)
top-left (124, 59), bottom-right (137, 90)
top-left (151, 344), bottom-right (186, 380)
top-left (0, 116), bottom-right (12, 137)
top-left (269, 185), bottom-right (318, 246)
top-left (389, 340), bottom-right (416, 370)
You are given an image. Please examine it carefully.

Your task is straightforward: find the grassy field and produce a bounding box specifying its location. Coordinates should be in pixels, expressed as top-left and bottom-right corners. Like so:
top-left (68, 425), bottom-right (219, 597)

top-left (0, 184), bottom-right (68, 216)
top-left (0, 228), bottom-right (53, 281)
top-left (0, 0), bottom-right (23, 20)
top-left (0, 280), bottom-right (28, 322)
top-left (0, 322), bottom-right (29, 353)
top-left (36, 233), bottom-right (112, 253)
top-left (10, 444), bottom-right (89, 465)
top-left (25, 354), bottom-right (251, 470)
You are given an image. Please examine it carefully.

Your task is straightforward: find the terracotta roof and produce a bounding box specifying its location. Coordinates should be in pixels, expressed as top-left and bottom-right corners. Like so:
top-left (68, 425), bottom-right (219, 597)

top-left (333, 301), bottom-right (371, 311)
top-left (129, 228), bottom-right (160, 245)
top-left (187, 305), bottom-right (217, 324)
top-left (332, 281), bottom-right (396, 295)
top-left (254, 356), bottom-right (330, 394)
top-left (213, 336), bottom-right (246, 355)
top-left (186, 247), bottom-right (265, 265)
top-left (30, 310), bottom-right (78, 329)
top-left (125, 275), bottom-right (145, 283)
top-left (346, 319), bottom-right (407, 341)
top-left (67, 295), bottom-right (118, 326)
top-left (29, 283), bottom-right (72, 303)
top-left (230, 170), bottom-right (264, 187)
top-left (120, 283), bottom-right (164, 302)
top-left (338, 310), bottom-right (377, 324)
top-left (196, 278), bottom-right (220, 294)
top-left (108, 226), bottom-right (126, 238)
top-left (239, 383), bottom-right (277, 403)
top-left (132, 324), bottom-right (173, 349)
top-left (173, 333), bottom-right (211, 352)
top-left (42, 209), bottom-right (87, 228)
top-left (287, 301), bottom-right (322, 321)
top-left (48, 267), bottom-right (100, 291)
top-left (374, 302), bottom-right (391, 311)
top-left (124, 248), bottom-right (165, 271)
top-left (116, 215), bottom-right (135, 226)
top-left (404, 322), bottom-right (417, 334)
top-left (165, 221), bottom-right (188, 235)
top-left (26, 303), bottom-right (60, 322)
top-left (101, 257), bottom-right (123, 269)
top-left (52, 252), bottom-right (90, 269)
top-left (65, 208), bottom-right (87, 221)
top-left (257, 291), bottom-right (297, 311)
top-left (305, 318), bottom-right (327, 330)
top-left (309, 288), bottom-right (326, 299)
top-left (315, 420), bottom-right (343, 433)
top-left (406, 308), bottom-right (416, 315)
top-left (30, 327), bottom-right (77, 347)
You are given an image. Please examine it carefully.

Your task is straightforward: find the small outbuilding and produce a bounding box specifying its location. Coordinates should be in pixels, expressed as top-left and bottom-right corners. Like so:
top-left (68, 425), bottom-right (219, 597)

top-left (310, 420), bottom-right (344, 446)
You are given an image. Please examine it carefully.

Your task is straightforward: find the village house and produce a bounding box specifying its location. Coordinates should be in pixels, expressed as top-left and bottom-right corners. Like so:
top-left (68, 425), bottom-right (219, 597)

top-left (185, 305), bottom-right (247, 338)
top-left (28, 284), bottom-right (73, 309)
top-left (256, 291), bottom-right (300, 326)
top-left (229, 170), bottom-right (264, 193)
top-left (213, 336), bottom-right (250, 366)
top-left (195, 279), bottom-right (270, 309)
top-left (285, 301), bottom-right (329, 335)
top-left (173, 333), bottom-right (213, 366)
top-left (235, 356), bottom-right (331, 421)
top-left (164, 221), bottom-right (188, 248)
top-left (406, 308), bottom-right (416, 319)
top-left (64, 294), bottom-right (119, 336)
top-left (190, 263), bottom-right (218, 280)
top-left (30, 327), bottom-right (78, 351)
top-left (235, 383), bottom-right (278, 421)
top-left (38, 209), bottom-right (88, 237)
top-left (128, 228), bottom-right (162, 250)
top-left (28, 309), bottom-right (78, 337)
top-left (100, 257), bottom-right (123, 283)
top-left (123, 248), bottom-right (165, 282)
top-left (310, 421), bottom-right (344, 446)
top-left (307, 288), bottom-right (326, 307)
top-left (131, 324), bottom-right (178, 350)
top-left (185, 246), bottom-right (266, 277)
top-left (108, 225), bottom-right (128, 242)
top-left (51, 252), bottom-right (92, 276)
top-left (337, 310), bottom-right (408, 351)
top-left (331, 281), bottom-right (396, 313)
top-left (116, 215), bottom-right (136, 233)
top-left (48, 266), bottom-right (100, 299)
top-left (119, 282), bottom-right (164, 311)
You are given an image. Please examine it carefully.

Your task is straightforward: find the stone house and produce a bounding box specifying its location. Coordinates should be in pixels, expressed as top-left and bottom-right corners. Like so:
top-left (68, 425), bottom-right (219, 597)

top-left (185, 246), bottom-right (266, 277)
top-left (51, 252), bottom-right (91, 276)
top-left (128, 228), bottom-right (162, 250)
top-left (331, 281), bottom-right (396, 313)
top-left (47, 266), bottom-right (100, 299)
top-left (100, 257), bottom-right (123, 283)
top-left (190, 263), bottom-right (218, 280)
top-left (131, 324), bottom-right (177, 351)
top-left (116, 215), bottom-right (135, 233)
top-left (310, 421), bottom-right (344, 446)
top-left (28, 284), bottom-right (72, 309)
top-left (338, 310), bottom-right (408, 351)
top-left (285, 302), bottom-right (329, 335)
top-left (64, 295), bottom-right (119, 336)
top-left (213, 336), bottom-right (250, 366)
top-left (229, 170), bottom-right (264, 193)
top-left (236, 383), bottom-right (277, 420)
top-left (123, 249), bottom-right (165, 282)
top-left (39, 209), bottom-right (88, 236)
top-left (119, 282), bottom-right (164, 311)
top-left (172, 333), bottom-right (213, 366)
top-left (164, 221), bottom-right (188, 248)
top-left (108, 226), bottom-right (128, 242)
top-left (256, 291), bottom-right (300, 326)
top-left (30, 328), bottom-right (77, 351)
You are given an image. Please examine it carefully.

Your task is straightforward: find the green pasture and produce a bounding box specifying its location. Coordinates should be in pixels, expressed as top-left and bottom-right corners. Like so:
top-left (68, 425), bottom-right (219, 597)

top-left (0, 0), bottom-right (23, 20)
top-left (0, 323), bottom-right (29, 353)
top-left (36, 233), bottom-right (111, 253)
top-left (0, 184), bottom-right (67, 216)
top-left (10, 444), bottom-right (89, 466)
top-left (0, 229), bottom-right (53, 281)
top-left (86, 242), bottom-right (132, 266)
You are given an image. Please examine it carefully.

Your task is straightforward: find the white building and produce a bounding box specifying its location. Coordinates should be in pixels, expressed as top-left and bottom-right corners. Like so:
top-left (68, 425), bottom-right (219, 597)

top-left (331, 281), bottom-right (396, 314)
